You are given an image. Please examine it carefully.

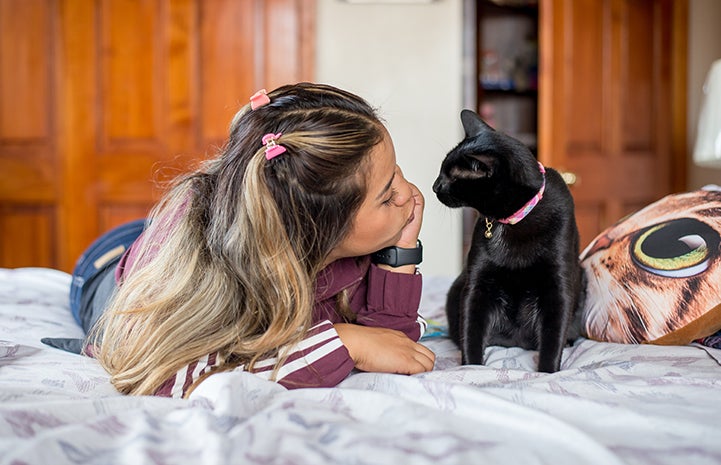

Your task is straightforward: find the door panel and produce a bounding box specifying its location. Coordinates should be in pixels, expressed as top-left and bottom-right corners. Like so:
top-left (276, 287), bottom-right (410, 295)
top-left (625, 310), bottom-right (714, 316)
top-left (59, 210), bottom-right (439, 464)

top-left (0, 0), bottom-right (315, 271)
top-left (539, 0), bottom-right (686, 249)
top-left (0, 205), bottom-right (55, 268)
top-left (199, 0), bottom-right (256, 143)
top-left (0, 0), bottom-right (58, 268)
top-left (563, 0), bottom-right (604, 158)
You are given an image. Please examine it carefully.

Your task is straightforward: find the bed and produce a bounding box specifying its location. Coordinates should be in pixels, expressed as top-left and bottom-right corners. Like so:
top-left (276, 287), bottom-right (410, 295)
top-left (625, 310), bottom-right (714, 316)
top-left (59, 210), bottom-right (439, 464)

top-left (1, 267), bottom-right (720, 465)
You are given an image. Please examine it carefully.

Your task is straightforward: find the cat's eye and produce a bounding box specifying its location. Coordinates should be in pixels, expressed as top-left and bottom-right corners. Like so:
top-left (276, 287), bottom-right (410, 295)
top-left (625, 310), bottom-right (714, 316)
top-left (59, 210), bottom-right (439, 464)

top-left (631, 218), bottom-right (719, 278)
top-left (469, 159), bottom-right (481, 171)
top-left (465, 158), bottom-right (489, 177)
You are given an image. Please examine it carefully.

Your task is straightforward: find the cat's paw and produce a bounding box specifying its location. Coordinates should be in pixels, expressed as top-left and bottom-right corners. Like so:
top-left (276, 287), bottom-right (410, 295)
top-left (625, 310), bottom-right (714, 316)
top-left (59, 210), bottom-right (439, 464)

top-left (537, 355), bottom-right (561, 373)
top-left (461, 346), bottom-right (486, 366)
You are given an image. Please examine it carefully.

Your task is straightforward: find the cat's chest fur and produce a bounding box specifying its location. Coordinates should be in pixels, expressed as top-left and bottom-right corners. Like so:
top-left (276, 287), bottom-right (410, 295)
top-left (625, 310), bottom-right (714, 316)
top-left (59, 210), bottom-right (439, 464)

top-left (433, 109), bottom-right (583, 372)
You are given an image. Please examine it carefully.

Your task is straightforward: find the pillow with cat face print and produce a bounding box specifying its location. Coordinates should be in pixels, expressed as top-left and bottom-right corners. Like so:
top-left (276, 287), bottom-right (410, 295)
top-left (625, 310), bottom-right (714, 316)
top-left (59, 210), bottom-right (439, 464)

top-left (579, 186), bottom-right (721, 345)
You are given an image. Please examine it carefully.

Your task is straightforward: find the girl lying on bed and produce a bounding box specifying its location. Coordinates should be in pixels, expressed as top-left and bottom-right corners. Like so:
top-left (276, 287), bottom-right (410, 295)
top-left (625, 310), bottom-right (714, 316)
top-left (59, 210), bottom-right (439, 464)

top-left (42, 83), bottom-right (435, 398)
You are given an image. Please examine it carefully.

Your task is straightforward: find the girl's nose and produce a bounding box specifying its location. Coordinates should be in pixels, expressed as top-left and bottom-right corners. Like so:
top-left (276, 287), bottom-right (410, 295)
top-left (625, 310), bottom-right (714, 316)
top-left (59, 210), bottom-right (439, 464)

top-left (397, 178), bottom-right (414, 206)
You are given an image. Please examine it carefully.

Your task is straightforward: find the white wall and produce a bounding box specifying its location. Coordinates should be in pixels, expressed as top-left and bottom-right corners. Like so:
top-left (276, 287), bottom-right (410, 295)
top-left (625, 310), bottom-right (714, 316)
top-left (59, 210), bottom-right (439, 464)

top-left (688, 0), bottom-right (721, 188)
top-left (316, 0), bottom-right (464, 277)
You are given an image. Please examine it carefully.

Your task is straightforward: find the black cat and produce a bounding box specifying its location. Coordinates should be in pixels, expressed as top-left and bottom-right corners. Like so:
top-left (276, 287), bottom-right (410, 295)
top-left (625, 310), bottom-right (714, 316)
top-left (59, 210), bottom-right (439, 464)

top-left (432, 110), bottom-right (583, 373)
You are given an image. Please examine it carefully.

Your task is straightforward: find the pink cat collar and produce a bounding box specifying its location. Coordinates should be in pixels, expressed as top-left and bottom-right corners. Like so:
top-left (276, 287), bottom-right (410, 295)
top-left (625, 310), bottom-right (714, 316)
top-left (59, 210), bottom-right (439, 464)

top-left (498, 162), bottom-right (546, 225)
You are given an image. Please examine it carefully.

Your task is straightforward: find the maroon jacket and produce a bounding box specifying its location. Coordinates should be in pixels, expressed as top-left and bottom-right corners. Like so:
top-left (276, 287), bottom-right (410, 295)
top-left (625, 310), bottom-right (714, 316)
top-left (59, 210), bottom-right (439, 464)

top-left (117, 234), bottom-right (425, 397)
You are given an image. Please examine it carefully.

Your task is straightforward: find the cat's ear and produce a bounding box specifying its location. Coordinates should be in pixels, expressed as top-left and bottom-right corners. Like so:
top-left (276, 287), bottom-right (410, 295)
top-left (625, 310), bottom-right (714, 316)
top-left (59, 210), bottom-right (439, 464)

top-left (460, 109), bottom-right (493, 138)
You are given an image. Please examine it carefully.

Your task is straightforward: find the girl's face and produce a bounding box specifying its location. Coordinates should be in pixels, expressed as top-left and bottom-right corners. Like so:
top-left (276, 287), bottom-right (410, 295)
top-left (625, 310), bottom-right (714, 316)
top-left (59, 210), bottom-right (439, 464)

top-left (327, 129), bottom-right (416, 263)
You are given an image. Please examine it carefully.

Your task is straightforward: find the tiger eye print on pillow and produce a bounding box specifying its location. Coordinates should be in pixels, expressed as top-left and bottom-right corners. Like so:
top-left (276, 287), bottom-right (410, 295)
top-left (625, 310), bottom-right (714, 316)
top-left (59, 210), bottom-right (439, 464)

top-left (580, 187), bottom-right (721, 345)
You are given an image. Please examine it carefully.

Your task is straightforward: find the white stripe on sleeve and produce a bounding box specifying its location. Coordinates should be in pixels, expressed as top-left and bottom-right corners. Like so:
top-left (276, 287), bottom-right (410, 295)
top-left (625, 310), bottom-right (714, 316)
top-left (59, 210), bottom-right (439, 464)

top-left (417, 315), bottom-right (427, 338)
top-left (252, 321), bottom-right (338, 370)
top-left (191, 354), bottom-right (210, 382)
top-left (170, 366), bottom-right (189, 399)
top-left (253, 335), bottom-right (346, 381)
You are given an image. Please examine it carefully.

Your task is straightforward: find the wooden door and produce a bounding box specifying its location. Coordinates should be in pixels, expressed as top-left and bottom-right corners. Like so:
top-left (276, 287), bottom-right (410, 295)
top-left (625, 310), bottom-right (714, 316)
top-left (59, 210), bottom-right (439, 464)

top-left (538, 0), bottom-right (687, 249)
top-left (0, 0), bottom-right (315, 272)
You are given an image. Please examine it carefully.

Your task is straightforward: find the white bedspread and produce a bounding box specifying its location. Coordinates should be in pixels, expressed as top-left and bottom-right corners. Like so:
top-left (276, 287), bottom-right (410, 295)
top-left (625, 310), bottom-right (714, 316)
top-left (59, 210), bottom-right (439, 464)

top-left (1, 267), bottom-right (720, 465)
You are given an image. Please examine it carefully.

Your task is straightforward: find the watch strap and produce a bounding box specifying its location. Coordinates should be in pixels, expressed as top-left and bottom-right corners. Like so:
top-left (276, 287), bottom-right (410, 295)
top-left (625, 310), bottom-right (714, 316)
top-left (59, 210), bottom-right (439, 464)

top-left (371, 240), bottom-right (423, 267)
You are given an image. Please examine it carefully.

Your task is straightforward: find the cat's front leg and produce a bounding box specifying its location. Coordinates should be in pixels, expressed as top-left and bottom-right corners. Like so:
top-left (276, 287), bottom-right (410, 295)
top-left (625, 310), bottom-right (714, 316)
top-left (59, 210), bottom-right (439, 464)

top-left (537, 280), bottom-right (573, 373)
top-left (460, 275), bottom-right (490, 365)
top-left (537, 327), bottom-right (564, 372)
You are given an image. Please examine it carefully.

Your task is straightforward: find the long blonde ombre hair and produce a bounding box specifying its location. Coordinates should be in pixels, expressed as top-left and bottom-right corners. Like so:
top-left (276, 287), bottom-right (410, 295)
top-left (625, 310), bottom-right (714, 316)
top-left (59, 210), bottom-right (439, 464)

top-left (93, 83), bottom-right (385, 396)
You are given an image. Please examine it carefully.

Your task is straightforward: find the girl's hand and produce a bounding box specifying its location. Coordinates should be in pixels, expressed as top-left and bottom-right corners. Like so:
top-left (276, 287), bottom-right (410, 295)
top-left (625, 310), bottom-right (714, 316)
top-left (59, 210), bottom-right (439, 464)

top-left (396, 182), bottom-right (424, 249)
top-left (377, 180), bottom-right (424, 274)
top-left (334, 323), bottom-right (435, 374)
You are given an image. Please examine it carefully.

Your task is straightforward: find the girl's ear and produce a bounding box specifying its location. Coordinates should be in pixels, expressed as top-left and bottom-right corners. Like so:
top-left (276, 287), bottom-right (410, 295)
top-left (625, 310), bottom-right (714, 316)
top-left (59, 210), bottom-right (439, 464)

top-left (460, 109), bottom-right (493, 138)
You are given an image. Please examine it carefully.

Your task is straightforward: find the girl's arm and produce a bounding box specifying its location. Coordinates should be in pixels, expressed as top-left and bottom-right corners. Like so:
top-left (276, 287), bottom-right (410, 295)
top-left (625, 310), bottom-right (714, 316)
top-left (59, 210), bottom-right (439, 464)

top-left (155, 320), bottom-right (356, 397)
top-left (354, 264), bottom-right (427, 341)
top-left (339, 265), bottom-right (435, 375)
top-left (253, 319), bottom-right (434, 386)
top-left (157, 299), bottom-right (432, 397)
top-left (247, 320), bottom-right (354, 389)
top-left (254, 264), bottom-right (432, 387)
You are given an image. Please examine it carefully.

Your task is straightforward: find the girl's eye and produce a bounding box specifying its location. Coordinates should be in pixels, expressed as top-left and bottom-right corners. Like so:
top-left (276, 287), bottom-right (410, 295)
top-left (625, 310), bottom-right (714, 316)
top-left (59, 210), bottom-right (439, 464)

top-left (383, 188), bottom-right (398, 206)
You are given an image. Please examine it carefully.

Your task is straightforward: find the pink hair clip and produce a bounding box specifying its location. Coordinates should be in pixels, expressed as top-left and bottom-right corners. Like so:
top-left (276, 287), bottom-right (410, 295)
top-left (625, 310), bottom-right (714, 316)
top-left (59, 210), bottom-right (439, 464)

top-left (250, 89), bottom-right (270, 110)
top-left (262, 133), bottom-right (286, 160)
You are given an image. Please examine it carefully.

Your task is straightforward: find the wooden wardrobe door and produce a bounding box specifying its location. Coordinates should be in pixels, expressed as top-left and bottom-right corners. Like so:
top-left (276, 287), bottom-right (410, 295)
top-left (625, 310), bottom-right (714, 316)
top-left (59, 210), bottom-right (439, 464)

top-left (0, 0), bottom-right (58, 268)
top-left (0, 0), bottom-right (315, 272)
top-left (538, 0), bottom-right (687, 249)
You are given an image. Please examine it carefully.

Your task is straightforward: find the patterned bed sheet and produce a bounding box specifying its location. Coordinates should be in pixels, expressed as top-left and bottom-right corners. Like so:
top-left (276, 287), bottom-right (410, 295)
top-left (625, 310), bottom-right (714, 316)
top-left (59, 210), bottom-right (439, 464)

top-left (1, 267), bottom-right (720, 465)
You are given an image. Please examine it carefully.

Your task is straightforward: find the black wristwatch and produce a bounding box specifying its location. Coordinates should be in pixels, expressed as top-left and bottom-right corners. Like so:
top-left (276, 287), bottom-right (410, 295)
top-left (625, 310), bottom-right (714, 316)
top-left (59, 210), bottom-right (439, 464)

top-left (371, 240), bottom-right (423, 267)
